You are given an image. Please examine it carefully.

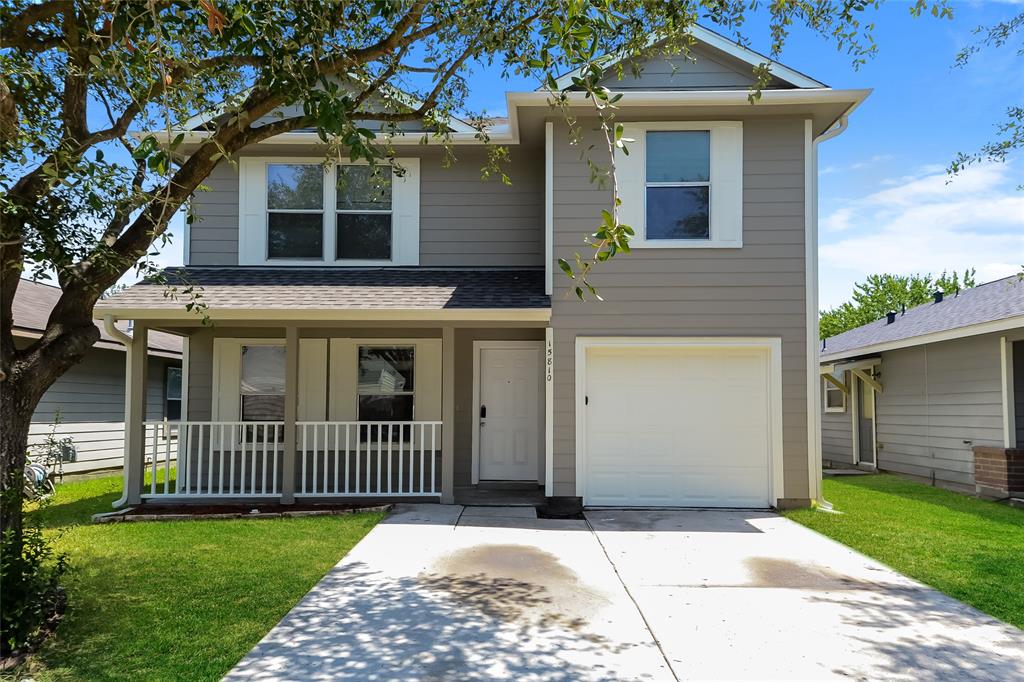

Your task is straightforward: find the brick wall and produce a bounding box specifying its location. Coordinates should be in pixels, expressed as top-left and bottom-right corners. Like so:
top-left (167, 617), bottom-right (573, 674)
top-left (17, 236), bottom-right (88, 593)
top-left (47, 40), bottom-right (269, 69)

top-left (973, 446), bottom-right (1024, 499)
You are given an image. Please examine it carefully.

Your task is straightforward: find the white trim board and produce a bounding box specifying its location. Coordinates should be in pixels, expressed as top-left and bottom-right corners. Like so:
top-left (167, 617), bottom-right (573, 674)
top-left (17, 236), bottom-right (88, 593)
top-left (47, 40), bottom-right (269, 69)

top-left (470, 340), bottom-right (545, 485)
top-left (573, 336), bottom-right (785, 508)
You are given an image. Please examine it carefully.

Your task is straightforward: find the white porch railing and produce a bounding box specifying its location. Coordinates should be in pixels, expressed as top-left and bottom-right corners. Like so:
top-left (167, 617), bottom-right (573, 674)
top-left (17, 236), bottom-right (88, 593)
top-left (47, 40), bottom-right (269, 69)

top-left (140, 420), bottom-right (441, 500)
top-left (297, 421), bottom-right (441, 497)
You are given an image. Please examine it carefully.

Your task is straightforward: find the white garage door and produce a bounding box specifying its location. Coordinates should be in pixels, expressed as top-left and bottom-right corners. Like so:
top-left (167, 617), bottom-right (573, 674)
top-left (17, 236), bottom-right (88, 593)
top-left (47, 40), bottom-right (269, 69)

top-left (583, 345), bottom-right (772, 508)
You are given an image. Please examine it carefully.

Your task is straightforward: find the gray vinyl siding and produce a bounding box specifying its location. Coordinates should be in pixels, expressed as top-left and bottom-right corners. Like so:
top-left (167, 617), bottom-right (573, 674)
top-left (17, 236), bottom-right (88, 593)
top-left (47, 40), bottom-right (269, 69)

top-left (873, 333), bottom-right (1005, 493)
top-left (550, 116), bottom-right (810, 500)
top-left (28, 346), bottom-right (176, 473)
top-left (821, 374), bottom-right (854, 466)
top-left (597, 44), bottom-right (757, 91)
top-left (187, 146), bottom-right (544, 267)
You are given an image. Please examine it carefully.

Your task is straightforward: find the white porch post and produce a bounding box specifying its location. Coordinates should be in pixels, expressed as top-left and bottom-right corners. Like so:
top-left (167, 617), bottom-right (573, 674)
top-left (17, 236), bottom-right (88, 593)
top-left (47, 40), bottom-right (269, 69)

top-left (281, 326), bottom-right (299, 504)
top-left (441, 326), bottom-right (455, 504)
top-left (121, 323), bottom-right (148, 506)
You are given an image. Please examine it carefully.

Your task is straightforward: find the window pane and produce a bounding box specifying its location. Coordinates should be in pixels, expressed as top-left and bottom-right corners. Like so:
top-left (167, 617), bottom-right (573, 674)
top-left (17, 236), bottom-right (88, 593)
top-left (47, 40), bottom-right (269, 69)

top-left (166, 399), bottom-right (182, 421)
top-left (358, 347), bottom-right (414, 393)
top-left (358, 394), bottom-right (414, 422)
top-left (337, 213), bottom-right (392, 260)
top-left (267, 164), bottom-right (323, 209)
top-left (646, 186), bottom-right (710, 240)
top-left (242, 394), bottom-right (285, 421)
top-left (646, 131), bottom-right (710, 183)
top-left (268, 212), bottom-right (323, 259)
top-left (166, 367), bottom-right (182, 400)
top-left (241, 346), bottom-right (285, 395)
top-left (826, 389), bottom-right (844, 409)
top-left (337, 165), bottom-right (392, 210)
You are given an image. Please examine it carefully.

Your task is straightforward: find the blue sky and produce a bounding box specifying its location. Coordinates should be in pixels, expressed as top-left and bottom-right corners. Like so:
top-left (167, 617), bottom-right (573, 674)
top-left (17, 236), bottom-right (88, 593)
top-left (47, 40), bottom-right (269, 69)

top-left (151, 1), bottom-right (1023, 308)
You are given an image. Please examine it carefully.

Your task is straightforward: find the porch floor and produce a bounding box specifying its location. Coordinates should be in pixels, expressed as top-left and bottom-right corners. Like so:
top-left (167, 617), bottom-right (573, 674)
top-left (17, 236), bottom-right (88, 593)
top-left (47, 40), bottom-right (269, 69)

top-left (453, 482), bottom-right (545, 507)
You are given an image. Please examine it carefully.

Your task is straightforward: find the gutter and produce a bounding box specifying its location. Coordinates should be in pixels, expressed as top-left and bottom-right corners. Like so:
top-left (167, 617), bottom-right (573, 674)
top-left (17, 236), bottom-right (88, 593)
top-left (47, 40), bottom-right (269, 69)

top-left (103, 315), bottom-right (133, 508)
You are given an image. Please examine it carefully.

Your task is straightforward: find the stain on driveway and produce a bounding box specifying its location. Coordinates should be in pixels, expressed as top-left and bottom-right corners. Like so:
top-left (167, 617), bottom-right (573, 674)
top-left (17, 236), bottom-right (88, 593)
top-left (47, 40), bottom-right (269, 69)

top-left (226, 505), bottom-right (1024, 681)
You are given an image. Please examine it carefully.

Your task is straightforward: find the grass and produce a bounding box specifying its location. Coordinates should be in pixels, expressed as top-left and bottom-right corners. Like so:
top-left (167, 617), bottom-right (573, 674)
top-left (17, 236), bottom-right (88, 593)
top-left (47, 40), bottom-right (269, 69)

top-left (785, 474), bottom-right (1024, 629)
top-left (15, 472), bottom-right (384, 681)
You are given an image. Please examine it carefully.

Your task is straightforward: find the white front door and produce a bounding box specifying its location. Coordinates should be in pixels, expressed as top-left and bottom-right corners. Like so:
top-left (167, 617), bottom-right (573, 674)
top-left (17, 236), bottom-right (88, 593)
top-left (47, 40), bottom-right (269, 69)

top-left (478, 347), bottom-right (541, 481)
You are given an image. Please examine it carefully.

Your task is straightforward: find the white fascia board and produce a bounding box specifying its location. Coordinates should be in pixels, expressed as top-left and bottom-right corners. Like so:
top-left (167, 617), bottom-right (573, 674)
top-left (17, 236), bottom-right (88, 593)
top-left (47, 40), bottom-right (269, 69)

top-left (509, 87), bottom-right (870, 109)
top-left (93, 307), bottom-right (552, 323)
top-left (549, 25), bottom-right (826, 91)
top-left (820, 314), bottom-right (1024, 363)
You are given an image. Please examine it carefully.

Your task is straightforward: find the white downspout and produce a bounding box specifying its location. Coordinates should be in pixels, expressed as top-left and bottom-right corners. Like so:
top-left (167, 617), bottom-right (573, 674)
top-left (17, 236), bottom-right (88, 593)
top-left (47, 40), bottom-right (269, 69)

top-left (104, 315), bottom-right (134, 507)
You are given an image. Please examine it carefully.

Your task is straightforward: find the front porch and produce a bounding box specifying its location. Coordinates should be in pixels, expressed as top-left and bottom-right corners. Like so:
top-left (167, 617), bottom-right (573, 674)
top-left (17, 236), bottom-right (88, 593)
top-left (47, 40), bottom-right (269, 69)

top-left (119, 322), bottom-right (551, 507)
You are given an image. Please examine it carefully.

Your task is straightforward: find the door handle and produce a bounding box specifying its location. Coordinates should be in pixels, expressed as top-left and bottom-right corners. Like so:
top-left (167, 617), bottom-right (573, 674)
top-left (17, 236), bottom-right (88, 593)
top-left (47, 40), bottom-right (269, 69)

top-left (480, 404), bottom-right (487, 419)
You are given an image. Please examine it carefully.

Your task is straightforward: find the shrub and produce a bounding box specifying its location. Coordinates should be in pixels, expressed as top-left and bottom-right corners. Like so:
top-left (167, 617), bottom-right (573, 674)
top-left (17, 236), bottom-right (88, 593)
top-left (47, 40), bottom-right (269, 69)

top-left (0, 502), bottom-right (68, 658)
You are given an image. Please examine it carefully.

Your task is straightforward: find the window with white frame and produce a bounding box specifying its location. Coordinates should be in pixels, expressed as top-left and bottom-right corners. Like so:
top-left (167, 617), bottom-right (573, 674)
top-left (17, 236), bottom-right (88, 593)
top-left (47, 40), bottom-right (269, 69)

top-left (645, 131), bottom-right (711, 240)
top-left (240, 345), bottom-right (286, 421)
top-left (617, 121), bottom-right (743, 248)
top-left (357, 346), bottom-right (415, 442)
top-left (165, 366), bottom-right (182, 420)
top-left (239, 158), bottom-right (420, 266)
top-left (824, 373), bottom-right (846, 413)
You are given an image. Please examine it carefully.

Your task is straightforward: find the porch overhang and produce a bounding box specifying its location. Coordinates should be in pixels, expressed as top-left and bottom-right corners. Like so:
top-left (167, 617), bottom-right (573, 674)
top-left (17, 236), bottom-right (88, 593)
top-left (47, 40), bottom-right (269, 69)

top-left (95, 266), bottom-right (552, 324)
top-left (94, 306), bottom-right (551, 323)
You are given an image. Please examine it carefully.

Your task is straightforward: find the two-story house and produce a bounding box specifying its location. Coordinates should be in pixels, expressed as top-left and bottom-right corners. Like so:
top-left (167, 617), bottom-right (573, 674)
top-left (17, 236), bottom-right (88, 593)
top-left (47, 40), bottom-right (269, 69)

top-left (97, 26), bottom-right (868, 510)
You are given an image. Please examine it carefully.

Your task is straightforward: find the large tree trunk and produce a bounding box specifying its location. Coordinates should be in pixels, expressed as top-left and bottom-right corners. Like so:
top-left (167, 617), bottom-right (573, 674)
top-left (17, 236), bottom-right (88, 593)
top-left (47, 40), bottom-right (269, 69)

top-left (1, 318), bottom-right (99, 542)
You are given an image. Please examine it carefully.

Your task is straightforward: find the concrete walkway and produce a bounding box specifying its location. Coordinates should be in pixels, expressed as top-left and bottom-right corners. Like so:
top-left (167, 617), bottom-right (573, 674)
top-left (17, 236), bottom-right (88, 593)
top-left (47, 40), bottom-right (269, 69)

top-left (226, 506), bottom-right (1024, 681)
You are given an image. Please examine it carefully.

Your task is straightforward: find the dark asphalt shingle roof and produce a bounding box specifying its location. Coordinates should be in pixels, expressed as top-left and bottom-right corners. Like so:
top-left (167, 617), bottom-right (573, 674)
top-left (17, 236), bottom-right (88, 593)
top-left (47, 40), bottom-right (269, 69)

top-left (96, 267), bottom-right (550, 311)
top-left (14, 279), bottom-right (182, 355)
top-left (821, 275), bottom-right (1024, 361)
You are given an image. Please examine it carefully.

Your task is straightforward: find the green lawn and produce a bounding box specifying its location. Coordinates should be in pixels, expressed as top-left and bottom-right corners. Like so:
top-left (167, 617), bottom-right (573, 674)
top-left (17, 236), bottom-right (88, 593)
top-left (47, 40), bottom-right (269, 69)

top-left (18, 473), bottom-right (383, 681)
top-left (785, 474), bottom-right (1024, 629)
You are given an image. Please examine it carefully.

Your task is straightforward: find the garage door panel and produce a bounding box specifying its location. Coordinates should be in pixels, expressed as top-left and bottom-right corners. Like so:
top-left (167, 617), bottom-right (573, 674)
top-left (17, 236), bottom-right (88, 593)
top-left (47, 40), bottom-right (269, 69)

top-left (584, 344), bottom-right (772, 508)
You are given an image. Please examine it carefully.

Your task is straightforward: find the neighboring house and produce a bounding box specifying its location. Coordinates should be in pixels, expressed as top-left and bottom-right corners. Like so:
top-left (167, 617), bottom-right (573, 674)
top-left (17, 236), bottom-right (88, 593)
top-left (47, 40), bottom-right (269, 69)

top-left (97, 26), bottom-right (868, 509)
top-left (14, 279), bottom-right (182, 474)
top-left (820, 276), bottom-right (1024, 499)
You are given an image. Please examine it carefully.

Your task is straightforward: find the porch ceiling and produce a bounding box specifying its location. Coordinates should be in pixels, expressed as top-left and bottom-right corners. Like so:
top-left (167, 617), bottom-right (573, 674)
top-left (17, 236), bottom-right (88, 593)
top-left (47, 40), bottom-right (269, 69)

top-left (95, 267), bottom-right (551, 322)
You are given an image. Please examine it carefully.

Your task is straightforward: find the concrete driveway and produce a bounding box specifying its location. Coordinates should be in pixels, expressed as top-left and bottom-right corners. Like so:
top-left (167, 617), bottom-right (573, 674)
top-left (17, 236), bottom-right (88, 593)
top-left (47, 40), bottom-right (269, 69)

top-left (226, 505), bottom-right (1024, 681)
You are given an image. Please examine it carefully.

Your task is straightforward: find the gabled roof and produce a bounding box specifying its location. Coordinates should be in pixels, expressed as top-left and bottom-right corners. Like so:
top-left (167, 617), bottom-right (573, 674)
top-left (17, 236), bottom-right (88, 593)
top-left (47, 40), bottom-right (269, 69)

top-left (821, 276), bottom-right (1024, 362)
top-left (548, 24), bottom-right (826, 91)
top-left (13, 279), bottom-right (182, 357)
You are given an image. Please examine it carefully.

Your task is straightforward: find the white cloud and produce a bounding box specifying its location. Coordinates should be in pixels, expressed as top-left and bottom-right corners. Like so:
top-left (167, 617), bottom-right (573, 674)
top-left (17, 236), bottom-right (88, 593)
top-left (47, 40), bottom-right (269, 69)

top-left (821, 154), bottom-right (893, 176)
top-left (819, 162), bottom-right (1024, 308)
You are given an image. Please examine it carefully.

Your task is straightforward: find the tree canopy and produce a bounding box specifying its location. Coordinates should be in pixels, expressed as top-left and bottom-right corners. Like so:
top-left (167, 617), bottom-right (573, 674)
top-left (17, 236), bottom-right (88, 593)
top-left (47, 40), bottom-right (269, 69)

top-left (820, 269), bottom-right (977, 339)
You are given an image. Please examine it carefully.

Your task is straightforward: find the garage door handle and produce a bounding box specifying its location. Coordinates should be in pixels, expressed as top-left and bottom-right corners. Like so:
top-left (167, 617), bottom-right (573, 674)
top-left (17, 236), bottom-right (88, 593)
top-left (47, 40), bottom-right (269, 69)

top-left (480, 404), bottom-right (486, 419)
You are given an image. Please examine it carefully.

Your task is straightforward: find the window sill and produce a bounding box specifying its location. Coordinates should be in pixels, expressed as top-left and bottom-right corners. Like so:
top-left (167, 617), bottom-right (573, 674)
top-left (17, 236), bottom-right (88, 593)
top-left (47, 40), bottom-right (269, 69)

top-left (824, 407), bottom-right (847, 414)
top-left (629, 239), bottom-right (743, 250)
top-left (244, 259), bottom-right (399, 267)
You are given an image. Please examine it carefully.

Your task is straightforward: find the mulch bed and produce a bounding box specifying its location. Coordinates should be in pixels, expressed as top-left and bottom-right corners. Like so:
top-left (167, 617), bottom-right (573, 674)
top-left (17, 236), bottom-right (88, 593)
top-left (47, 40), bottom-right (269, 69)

top-left (0, 588), bottom-right (66, 672)
top-left (93, 502), bottom-right (393, 523)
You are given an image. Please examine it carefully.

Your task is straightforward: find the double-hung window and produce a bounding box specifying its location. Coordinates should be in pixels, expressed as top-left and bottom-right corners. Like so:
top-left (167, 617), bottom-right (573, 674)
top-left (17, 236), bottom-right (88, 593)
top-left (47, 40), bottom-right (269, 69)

top-left (240, 345), bottom-right (286, 439)
top-left (357, 346), bottom-right (414, 441)
top-left (336, 165), bottom-right (392, 260)
top-left (239, 158), bottom-right (420, 266)
top-left (617, 121), bottom-right (743, 248)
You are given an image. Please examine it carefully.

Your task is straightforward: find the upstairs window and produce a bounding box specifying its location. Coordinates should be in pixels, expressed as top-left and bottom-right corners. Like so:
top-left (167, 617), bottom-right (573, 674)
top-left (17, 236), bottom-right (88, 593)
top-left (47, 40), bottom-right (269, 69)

top-left (645, 131), bottom-right (711, 240)
top-left (267, 164), bottom-right (324, 259)
top-left (336, 165), bottom-right (392, 261)
top-left (617, 122), bottom-right (743, 249)
top-left (239, 158), bottom-right (420, 266)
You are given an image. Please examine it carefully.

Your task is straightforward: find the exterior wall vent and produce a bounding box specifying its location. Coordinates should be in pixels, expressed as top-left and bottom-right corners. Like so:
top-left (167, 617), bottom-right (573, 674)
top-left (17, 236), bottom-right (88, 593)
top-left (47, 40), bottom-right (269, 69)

top-left (886, 311), bottom-right (897, 324)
